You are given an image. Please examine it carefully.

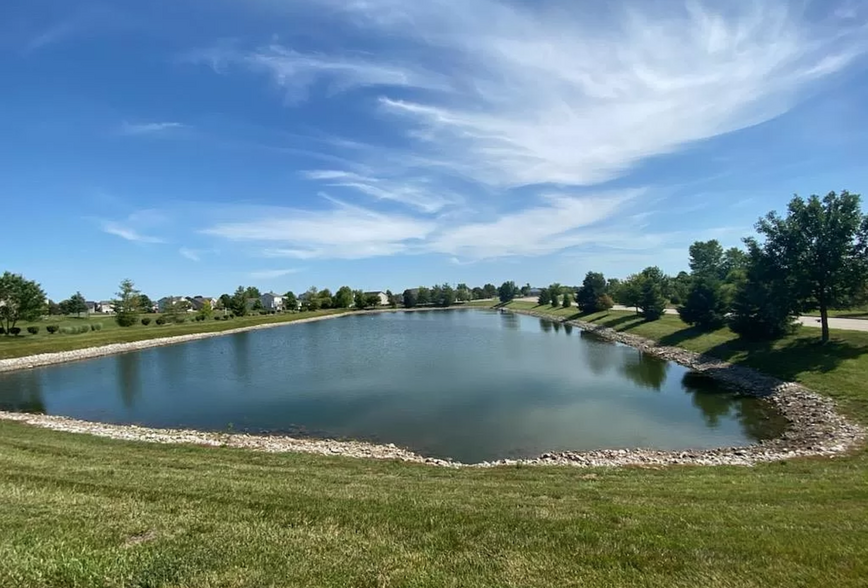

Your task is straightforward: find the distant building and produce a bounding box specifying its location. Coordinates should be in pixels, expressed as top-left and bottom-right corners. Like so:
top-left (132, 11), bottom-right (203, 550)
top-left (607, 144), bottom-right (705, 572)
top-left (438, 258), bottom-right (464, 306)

top-left (527, 288), bottom-right (542, 297)
top-left (188, 296), bottom-right (217, 311)
top-left (260, 292), bottom-right (284, 311)
top-left (97, 301), bottom-right (115, 314)
top-left (85, 301), bottom-right (98, 314)
top-left (158, 296), bottom-right (188, 312)
top-left (364, 291), bottom-right (389, 306)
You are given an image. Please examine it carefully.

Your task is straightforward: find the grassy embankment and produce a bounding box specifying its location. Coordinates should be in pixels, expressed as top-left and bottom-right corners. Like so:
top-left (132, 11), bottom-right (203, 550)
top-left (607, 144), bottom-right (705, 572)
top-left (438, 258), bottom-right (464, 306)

top-left (1, 301), bottom-right (868, 586)
top-left (0, 310), bottom-right (350, 360)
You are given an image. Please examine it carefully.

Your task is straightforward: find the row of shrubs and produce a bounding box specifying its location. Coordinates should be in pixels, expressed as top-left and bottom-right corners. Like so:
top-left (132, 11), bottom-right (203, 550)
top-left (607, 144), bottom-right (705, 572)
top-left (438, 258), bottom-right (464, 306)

top-left (1, 323), bottom-right (104, 336)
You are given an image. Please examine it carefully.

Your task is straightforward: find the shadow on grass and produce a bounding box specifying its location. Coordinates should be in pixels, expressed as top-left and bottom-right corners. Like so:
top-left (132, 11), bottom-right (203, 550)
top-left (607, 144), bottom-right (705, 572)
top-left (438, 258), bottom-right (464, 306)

top-left (658, 325), bottom-right (708, 347)
top-left (705, 336), bottom-right (868, 380)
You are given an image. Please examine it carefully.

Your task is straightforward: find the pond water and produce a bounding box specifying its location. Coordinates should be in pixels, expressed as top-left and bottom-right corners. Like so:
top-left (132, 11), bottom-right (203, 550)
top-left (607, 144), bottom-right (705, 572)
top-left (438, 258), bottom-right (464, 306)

top-left (0, 310), bottom-right (787, 463)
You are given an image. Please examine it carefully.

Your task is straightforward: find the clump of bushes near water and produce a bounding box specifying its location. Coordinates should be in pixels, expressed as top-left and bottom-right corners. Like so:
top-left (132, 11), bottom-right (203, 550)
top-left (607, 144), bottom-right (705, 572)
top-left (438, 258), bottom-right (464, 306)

top-left (141, 317), bottom-right (151, 326)
top-left (46, 325), bottom-right (59, 334)
top-left (60, 325), bottom-right (90, 335)
top-left (90, 323), bottom-right (102, 332)
top-left (155, 317), bottom-right (166, 325)
top-left (27, 326), bottom-right (39, 335)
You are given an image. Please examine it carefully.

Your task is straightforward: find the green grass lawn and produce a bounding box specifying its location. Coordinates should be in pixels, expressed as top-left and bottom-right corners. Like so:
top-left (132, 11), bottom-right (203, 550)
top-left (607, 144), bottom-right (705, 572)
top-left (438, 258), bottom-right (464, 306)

top-left (1, 302), bottom-right (868, 586)
top-left (0, 310), bottom-right (350, 360)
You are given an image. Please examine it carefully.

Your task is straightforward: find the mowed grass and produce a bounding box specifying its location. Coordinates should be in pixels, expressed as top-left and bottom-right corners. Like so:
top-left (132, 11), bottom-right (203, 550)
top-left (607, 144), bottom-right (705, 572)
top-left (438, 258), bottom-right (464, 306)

top-left (1, 301), bottom-right (868, 586)
top-left (0, 310), bottom-right (349, 360)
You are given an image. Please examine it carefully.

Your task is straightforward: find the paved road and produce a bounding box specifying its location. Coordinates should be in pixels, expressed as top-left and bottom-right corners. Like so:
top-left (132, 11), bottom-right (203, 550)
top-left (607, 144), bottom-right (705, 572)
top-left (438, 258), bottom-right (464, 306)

top-left (609, 305), bottom-right (868, 333)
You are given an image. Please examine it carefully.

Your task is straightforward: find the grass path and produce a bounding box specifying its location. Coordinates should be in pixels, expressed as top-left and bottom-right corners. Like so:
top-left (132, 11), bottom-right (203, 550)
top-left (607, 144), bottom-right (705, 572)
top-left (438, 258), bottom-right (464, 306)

top-left (1, 301), bottom-right (868, 586)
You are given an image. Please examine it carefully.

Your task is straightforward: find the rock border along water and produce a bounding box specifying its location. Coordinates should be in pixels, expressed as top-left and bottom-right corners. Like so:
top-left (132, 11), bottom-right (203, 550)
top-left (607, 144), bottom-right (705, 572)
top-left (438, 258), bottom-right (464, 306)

top-left (0, 306), bottom-right (863, 468)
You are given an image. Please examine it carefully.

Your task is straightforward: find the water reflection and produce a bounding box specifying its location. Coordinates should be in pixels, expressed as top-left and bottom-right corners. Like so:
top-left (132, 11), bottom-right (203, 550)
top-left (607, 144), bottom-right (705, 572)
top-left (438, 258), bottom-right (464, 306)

top-left (620, 351), bottom-right (668, 391)
top-left (552, 321), bottom-right (562, 333)
top-left (499, 312), bottom-right (520, 330)
top-left (117, 353), bottom-right (141, 408)
top-left (233, 331), bottom-right (252, 383)
top-left (0, 370), bottom-right (45, 413)
top-left (579, 331), bottom-right (613, 376)
top-left (539, 319), bottom-right (553, 333)
top-left (563, 323), bottom-right (573, 335)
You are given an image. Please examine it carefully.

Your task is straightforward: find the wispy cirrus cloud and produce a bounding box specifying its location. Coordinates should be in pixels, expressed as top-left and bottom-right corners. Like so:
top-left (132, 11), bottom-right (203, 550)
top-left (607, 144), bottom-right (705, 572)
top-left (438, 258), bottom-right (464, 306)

top-left (186, 42), bottom-right (448, 103)
top-left (201, 200), bottom-right (436, 260)
top-left (248, 268), bottom-right (303, 280)
top-left (100, 220), bottom-right (165, 244)
top-left (179, 247), bottom-right (202, 261)
top-left (119, 121), bottom-right (186, 136)
top-left (301, 169), bottom-right (458, 213)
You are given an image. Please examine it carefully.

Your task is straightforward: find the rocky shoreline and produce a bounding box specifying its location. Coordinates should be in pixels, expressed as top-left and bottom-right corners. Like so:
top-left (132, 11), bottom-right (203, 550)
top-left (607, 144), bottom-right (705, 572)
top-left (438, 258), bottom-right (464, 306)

top-left (0, 306), bottom-right (863, 468)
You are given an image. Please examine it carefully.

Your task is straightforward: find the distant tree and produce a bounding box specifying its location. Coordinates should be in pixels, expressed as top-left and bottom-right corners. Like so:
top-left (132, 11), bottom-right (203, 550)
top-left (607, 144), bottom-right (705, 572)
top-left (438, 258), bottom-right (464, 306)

top-left (334, 286), bottom-right (354, 309)
top-left (366, 292), bottom-right (382, 308)
top-left (352, 289), bottom-right (366, 309)
top-left (576, 272), bottom-right (607, 313)
top-left (164, 297), bottom-right (192, 323)
top-left (65, 291), bottom-right (88, 317)
top-left (197, 299), bottom-right (213, 320)
top-left (520, 283), bottom-right (531, 297)
top-left (455, 284), bottom-right (472, 302)
top-left (722, 247), bottom-right (749, 278)
top-left (47, 299), bottom-right (62, 316)
top-left (417, 286), bottom-right (432, 306)
top-left (218, 294), bottom-right (232, 311)
top-left (482, 283), bottom-right (497, 299)
top-left (435, 283), bottom-right (456, 307)
top-left (755, 191), bottom-right (868, 342)
top-left (0, 272), bottom-right (46, 335)
top-left (244, 286), bottom-right (261, 299)
top-left (669, 271), bottom-right (692, 306)
top-left (689, 240), bottom-right (725, 280)
top-left (471, 287), bottom-right (485, 300)
top-left (230, 286), bottom-right (248, 317)
top-left (138, 294), bottom-right (155, 313)
top-left (251, 299), bottom-right (264, 312)
top-left (562, 292), bottom-right (572, 308)
top-left (537, 288), bottom-right (551, 306)
top-left (283, 291), bottom-right (298, 312)
top-left (498, 281), bottom-right (519, 303)
top-left (678, 277), bottom-right (728, 330)
top-left (112, 278), bottom-right (140, 327)
top-left (385, 289), bottom-right (399, 308)
top-left (615, 274), bottom-right (643, 312)
top-left (637, 267), bottom-right (668, 320)
top-left (597, 294), bottom-right (615, 311)
top-left (317, 288), bottom-right (334, 309)
top-left (403, 288), bottom-right (418, 308)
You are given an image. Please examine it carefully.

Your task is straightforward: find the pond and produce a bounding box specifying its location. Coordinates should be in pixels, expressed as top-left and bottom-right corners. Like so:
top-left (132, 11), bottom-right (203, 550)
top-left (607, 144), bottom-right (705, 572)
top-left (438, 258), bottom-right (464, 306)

top-left (0, 309), bottom-right (787, 463)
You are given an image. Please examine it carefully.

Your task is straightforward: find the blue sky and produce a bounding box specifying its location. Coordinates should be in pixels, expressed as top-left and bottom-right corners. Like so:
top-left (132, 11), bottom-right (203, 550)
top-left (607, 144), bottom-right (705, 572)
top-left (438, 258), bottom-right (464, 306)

top-left (2, 0), bottom-right (867, 301)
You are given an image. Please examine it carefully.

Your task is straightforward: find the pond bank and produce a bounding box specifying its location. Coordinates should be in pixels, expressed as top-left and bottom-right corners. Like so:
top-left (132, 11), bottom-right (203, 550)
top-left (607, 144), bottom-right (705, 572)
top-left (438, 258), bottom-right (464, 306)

top-left (0, 306), bottom-right (863, 468)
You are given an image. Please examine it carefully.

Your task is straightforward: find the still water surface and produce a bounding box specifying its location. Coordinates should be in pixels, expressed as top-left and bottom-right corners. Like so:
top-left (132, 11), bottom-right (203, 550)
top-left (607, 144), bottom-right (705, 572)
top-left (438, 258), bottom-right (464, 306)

top-left (0, 310), bottom-right (786, 462)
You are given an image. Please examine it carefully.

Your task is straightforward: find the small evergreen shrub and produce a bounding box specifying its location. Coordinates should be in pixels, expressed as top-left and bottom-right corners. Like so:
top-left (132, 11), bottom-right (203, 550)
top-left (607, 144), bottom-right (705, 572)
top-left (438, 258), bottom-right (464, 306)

top-left (91, 323), bottom-right (103, 332)
top-left (213, 316), bottom-right (221, 320)
top-left (10, 327), bottom-right (22, 336)
top-left (156, 317), bottom-right (166, 325)
top-left (141, 317), bottom-right (151, 326)
top-left (27, 326), bottom-right (39, 335)
top-left (0, 327), bottom-right (5, 335)
top-left (46, 325), bottom-right (59, 334)
top-left (115, 314), bottom-right (137, 328)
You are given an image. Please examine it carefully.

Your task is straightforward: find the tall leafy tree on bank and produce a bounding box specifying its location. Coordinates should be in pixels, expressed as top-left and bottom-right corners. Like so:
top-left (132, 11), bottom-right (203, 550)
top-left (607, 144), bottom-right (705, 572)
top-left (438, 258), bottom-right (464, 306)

top-left (576, 272), bottom-right (608, 313)
top-left (63, 291), bottom-right (88, 317)
top-left (498, 281), bottom-right (519, 303)
top-left (112, 278), bottom-right (141, 327)
top-left (283, 291), bottom-right (298, 311)
top-left (386, 289), bottom-right (399, 308)
top-left (638, 267), bottom-right (668, 320)
top-left (402, 289), bottom-right (418, 308)
top-left (334, 286), bottom-right (354, 309)
top-left (354, 289), bottom-right (368, 309)
top-left (482, 283), bottom-right (497, 299)
top-left (0, 272), bottom-right (46, 334)
top-left (756, 191), bottom-right (868, 342)
top-left (230, 286), bottom-right (249, 316)
top-left (537, 287), bottom-right (551, 306)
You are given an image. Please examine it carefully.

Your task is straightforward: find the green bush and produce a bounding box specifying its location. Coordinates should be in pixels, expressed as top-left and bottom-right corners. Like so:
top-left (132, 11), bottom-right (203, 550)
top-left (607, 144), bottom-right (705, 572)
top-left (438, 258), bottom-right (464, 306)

top-left (46, 325), bottom-right (59, 334)
top-left (27, 326), bottom-right (39, 335)
top-left (141, 317), bottom-right (151, 326)
top-left (90, 323), bottom-right (103, 332)
top-left (116, 314), bottom-right (137, 328)
top-left (60, 326), bottom-right (89, 335)
top-left (156, 317), bottom-right (166, 325)
top-left (10, 327), bottom-right (22, 336)
top-left (0, 327), bottom-right (5, 335)
top-left (214, 316), bottom-right (221, 321)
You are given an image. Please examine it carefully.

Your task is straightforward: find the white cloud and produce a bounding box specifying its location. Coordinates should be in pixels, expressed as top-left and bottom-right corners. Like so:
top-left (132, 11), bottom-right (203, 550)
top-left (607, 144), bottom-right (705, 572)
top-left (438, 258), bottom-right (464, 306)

top-left (119, 122), bottom-right (185, 136)
top-left (187, 43), bottom-right (448, 103)
top-left (248, 268), bottom-right (302, 280)
top-left (247, 0), bottom-right (866, 188)
top-left (301, 169), bottom-right (457, 213)
top-left (201, 201), bottom-right (435, 260)
top-left (179, 247), bottom-right (201, 261)
top-left (100, 220), bottom-right (165, 244)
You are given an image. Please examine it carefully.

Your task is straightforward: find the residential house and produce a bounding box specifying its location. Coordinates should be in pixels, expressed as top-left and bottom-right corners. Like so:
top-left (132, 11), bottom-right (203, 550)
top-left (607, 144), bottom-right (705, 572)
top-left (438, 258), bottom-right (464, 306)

top-left (97, 301), bottom-right (115, 314)
top-left (260, 292), bottom-right (284, 312)
top-left (188, 296), bottom-right (217, 311)
top-left (527, 288), bottom-right (542, 297)
top-left (85, 301), bottom-right (98, 314)
top-left (158, 296), bottom-right (189, 313)
top-left (364, 291), bottom-right (389, 306)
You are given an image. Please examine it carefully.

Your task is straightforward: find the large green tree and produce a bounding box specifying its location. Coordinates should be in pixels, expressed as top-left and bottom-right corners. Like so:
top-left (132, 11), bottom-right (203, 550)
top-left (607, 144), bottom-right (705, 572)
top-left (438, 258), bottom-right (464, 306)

top-left (482, 283), bottom-right (497, 299)
top-left (0, 272), bottom-right (46, 334)
top-left (756, 191), bottom-right (868, 342)
top-left (677, 277), bottom-right (728, 330)
top-left (576, 272), bottom-right (607, 313)
top-left (416, 286), bottom-right (432, 306)
top-left (138, 294), bottom-right (155, 313)
top-left (537, 288), bottom-right (551, 306)
top-left (230, 286), bottom-right (249, 316)
top-left (283, 291), bottom-right (298, 312)
top-left (498, 281), bottom-right (519, 303)
top-left (688, 240), bottom-right (725, 279)
top-left (112, 279), bottom-right (141, 327)
top-left (334, 286), bottom-right (354, 309)
top-left (64, 291), bottom-right (88, 317)
top-left (637, 267), bottom-right (668, 320)
top-left (402, 289), bottom-right (418, 308)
